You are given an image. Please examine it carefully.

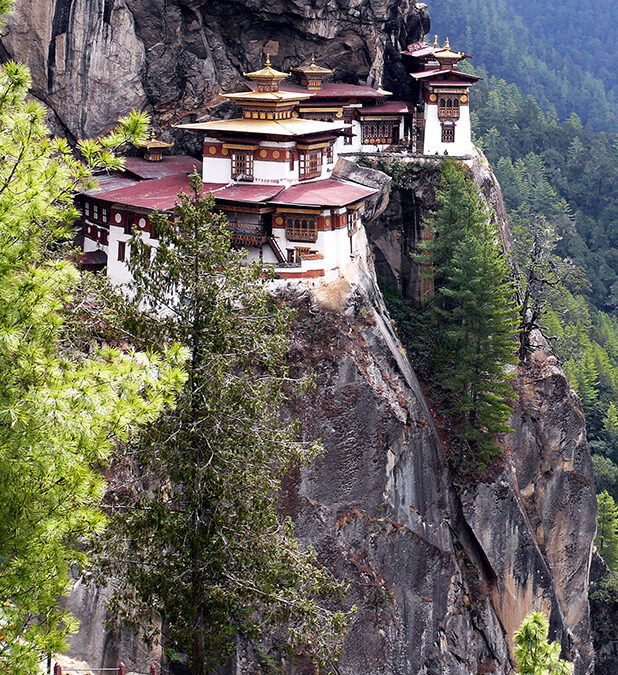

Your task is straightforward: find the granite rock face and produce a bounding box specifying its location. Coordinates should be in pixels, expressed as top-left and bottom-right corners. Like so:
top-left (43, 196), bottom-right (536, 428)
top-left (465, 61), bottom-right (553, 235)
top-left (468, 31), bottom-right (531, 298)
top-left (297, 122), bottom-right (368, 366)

top-left (0, 0), bottom-right (429, 145)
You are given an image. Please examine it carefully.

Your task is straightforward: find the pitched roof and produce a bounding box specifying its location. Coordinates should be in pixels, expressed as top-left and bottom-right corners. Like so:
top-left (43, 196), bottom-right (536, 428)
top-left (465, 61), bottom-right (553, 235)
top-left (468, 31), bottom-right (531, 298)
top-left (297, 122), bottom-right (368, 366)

top-left (270, 178), bottom-right (377, 208)
top-left (90, 174), bottom-right (224, 211)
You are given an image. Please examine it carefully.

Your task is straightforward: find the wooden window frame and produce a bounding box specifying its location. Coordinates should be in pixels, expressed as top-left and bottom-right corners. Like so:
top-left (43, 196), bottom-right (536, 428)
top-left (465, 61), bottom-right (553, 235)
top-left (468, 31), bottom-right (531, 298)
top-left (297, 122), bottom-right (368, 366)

top-left (117, 241), bottom-right (126, 262)
top-left (298, 150), bottom-right (322, 180)
top-left (441, 125), bottom-right (455, 143)
top-left (231, 151), bottom-right (254, 181)
top-left (285, 215), bottom-right (318, 243)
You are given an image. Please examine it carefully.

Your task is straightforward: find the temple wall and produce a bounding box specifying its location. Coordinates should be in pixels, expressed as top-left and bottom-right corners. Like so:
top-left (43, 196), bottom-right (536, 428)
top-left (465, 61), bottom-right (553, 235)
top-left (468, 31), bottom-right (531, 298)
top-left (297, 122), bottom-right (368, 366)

top-left (423, 105), bottom-right (473, 156)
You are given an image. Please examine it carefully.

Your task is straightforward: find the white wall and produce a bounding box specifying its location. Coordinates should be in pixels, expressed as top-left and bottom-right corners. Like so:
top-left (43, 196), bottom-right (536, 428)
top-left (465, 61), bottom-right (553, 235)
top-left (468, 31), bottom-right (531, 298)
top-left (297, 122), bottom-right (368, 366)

top-left (423, 104), bottom-right (473, 157)
top-left (202, 156), bottom-right (231, 183)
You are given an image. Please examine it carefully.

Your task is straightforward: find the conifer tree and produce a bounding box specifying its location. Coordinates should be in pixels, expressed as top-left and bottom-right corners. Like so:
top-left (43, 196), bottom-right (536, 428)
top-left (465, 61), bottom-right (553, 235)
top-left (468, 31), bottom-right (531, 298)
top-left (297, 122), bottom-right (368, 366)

top-left (0, 5), bottom-right (185, 670)
top-left (514, 612), bottom-right (573, 674)
top-left (425, 160), bottom-right (519, 466)
top-left (102, 176), bottom-right (348, 674)
top-left (596, 491), bottom-right (618, 570)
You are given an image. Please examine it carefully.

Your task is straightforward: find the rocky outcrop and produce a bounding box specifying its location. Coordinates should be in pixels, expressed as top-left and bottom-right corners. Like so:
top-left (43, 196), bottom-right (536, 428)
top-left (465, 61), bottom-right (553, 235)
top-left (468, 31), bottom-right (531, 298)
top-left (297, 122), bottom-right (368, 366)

top-left (1, 0), bottom-right (429, 145)
top-left (281, 237), bottom-right (596, 673)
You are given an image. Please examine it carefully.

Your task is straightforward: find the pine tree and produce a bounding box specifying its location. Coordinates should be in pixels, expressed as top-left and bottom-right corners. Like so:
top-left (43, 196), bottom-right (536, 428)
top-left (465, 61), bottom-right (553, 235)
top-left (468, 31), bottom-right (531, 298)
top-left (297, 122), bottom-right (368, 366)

top-left (425, 160), bottom-right (519, 466)
top-left (596, 491), bottom-right (618, 570)
top-left (514, 612), bottom-right (573, 674)
top-left (0, 6), bottom-right (185, 670)
top-left (102, 177), bottom-right (349, 674)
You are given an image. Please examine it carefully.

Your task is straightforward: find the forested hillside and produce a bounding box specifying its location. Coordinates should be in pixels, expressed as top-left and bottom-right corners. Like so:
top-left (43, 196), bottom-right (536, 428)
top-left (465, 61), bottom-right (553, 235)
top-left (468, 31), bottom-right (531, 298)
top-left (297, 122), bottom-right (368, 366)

top-left (431, 0), bottom-right (617, 132)
top-left (467, 69), bottom-right (618, 557)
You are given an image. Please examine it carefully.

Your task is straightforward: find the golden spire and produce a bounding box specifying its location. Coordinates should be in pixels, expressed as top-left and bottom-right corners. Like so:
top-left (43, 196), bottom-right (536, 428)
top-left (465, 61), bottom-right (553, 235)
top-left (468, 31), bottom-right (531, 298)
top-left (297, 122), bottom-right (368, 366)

top-left (444, 37), bottom-right (451, 51)
top-left (265, 53), bottom-right (271, 66)
top-left (433, 34), bottom-right (439, 47)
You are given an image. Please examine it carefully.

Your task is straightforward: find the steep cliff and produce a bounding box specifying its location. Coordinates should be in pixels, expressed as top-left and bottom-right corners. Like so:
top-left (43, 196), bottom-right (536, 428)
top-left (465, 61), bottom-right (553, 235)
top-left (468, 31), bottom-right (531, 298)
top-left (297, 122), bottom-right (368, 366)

top-left (279, 215), bottom-right (596, 673)
top-left (0, 0), bottom-right (429, 145)
top-left (0, 1), bottom-right (599, 671)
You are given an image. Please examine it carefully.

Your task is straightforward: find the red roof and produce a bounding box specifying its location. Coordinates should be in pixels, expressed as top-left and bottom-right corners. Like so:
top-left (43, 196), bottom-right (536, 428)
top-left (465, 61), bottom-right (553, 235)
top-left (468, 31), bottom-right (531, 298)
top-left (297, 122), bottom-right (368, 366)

top-left (403, 44), bottom-right (437, 58)
top-left (270, 179), bottom-right (377, 208)
top-left (93, 174), bottom-right (224, 211)
top-left (213, 184), bottom-right (283, 203)
top-left (411, 69), bottom-right (480, 82)
top-left (123, 155), bottom-right (202, 180)
top-left (79, 249), bottom-right (108, 269)
top-left (82, 174), bottom-right (140, 196)
top-left (359, 101), bottom-right (410, 115)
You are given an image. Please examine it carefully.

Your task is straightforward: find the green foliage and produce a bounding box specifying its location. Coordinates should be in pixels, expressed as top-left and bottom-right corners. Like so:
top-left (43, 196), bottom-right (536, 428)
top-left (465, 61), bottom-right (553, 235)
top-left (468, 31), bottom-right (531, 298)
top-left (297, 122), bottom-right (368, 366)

top-left (592, 456), bottom-right (618, 501)
top-left (432, 0), bottom-right (616, 133)
top-left (514, 611), bottom-right (573, 674)
top-left (471, 72), bottom-right (618, 316)
top-left (596, 491), bottom-right (618, 570)
top-left (102, 177), bottom-right (350, 673)
top-left (424, 160), bottom-right (519, 466)
top-left (468, 64), bottom-right (618, 509)
top-left (0, 26), bottom-right (184, 673)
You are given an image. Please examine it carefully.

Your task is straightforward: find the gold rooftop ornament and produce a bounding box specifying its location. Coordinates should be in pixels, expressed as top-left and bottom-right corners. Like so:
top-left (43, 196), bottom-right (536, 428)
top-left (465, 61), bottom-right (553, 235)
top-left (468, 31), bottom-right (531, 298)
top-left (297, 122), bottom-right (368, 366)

top-left (291, 54), bottom-right (334, 90)
top-left (244, 54), bottom-right (290, 92)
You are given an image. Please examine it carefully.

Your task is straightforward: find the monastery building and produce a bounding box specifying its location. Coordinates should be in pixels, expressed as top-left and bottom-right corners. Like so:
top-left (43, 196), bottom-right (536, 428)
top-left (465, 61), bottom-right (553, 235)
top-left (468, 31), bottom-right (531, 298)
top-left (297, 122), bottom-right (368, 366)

top-left (78, 36), bottom-right (478, 283)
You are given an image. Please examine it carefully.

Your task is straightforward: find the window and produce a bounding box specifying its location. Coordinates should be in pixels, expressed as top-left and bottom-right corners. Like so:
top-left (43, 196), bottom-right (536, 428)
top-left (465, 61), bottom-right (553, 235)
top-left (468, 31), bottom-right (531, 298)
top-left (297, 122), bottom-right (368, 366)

top-left (84, 201), bottom-right (90, 217)
top-left (441, 125), bottom-right (455, 143)
top-left (93, 204), bottom-right (99, 221)
top-left (285, 216), bottom-right (318, 242)
top-left (327, 144), bottom-right (334, 164)
top-left (438, 96), bottom-right (460, 119)
top-left (298, 150), bottom-right (322, 179)
top-left (117, 241), bottom-right (126, 262)
top-left (347, 210), bottom-right (359, 234)
top-left (231, 151), bottom-right (254, 181)
top-left (361, 121), bottom-right (397, 145)
top-left (344, 127), bottom-right (353, 145)
top-left (102, 207), bottom-right (108, 223)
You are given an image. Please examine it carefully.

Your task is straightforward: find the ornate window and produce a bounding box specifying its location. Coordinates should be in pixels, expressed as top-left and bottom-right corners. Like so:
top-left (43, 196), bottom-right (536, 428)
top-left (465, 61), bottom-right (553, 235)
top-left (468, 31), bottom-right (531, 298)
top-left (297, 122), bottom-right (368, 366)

top-left (298, 150), bottom-right (322, 180)
top-left (84, 201), bottom-right (90, 217)
top-left (326, 144), bottom-right (334, 164)
top-left (285, 216), bottom-right (318, 242)
top-left (361, 121), bottom-right (397, 145)
top-left (438, 96), bottom-right (461, 119)
top-left (441, 125), bottom-right (455, 143)
top-left (231, 151), bottom-right (254, 181)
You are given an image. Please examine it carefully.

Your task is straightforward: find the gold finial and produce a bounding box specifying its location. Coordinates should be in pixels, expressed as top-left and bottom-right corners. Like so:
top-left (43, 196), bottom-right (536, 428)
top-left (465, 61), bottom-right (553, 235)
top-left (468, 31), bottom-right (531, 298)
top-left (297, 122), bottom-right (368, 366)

top-left (433, 34), bottom-right (438, 47)
top-left (265, 53), bottom-right (271, 66)
top-left (311, 53), bottom-right (316, 65)
top-left (444, 37), bottom-right (451, 50)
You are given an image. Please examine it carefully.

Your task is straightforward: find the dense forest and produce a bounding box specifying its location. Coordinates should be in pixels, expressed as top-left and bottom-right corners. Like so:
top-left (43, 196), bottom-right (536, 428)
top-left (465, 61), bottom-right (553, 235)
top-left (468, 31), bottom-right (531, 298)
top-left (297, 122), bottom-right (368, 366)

top-left (431, 0), bottom-right (617, 132)
top-left (430, 0), bottom-right (618, 517)
top-left (467, 68), bottom-right (618, 509)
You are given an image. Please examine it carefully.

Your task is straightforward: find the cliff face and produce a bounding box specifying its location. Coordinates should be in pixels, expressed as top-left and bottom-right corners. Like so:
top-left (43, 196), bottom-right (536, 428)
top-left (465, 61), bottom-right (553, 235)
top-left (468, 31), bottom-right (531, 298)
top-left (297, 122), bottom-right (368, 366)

top-left (280, 221), bottom-right (596, 673)
top-left (0, 0), bottom-right (429, 144)
top-left (357, 153), bottom-right (597, 673)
